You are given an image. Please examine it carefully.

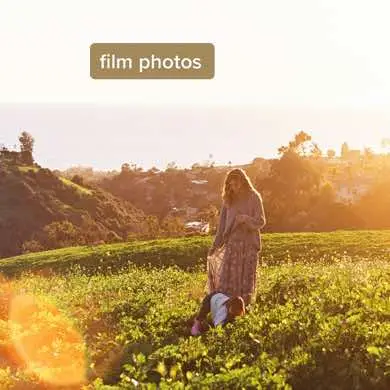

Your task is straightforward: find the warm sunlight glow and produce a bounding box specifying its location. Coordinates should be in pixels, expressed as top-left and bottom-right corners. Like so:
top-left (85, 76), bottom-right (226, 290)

top-left (9, 294), bottom-right (87, 386)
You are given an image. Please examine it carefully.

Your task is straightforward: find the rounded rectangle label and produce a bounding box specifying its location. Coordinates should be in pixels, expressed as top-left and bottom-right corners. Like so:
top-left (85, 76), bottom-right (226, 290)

top-left (90, 43), bottom-right (214, 79)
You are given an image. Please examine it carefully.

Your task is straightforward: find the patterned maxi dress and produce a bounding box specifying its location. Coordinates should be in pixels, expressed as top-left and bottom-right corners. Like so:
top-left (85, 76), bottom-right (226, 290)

top-left (207, 190), bottom-right (266, 305)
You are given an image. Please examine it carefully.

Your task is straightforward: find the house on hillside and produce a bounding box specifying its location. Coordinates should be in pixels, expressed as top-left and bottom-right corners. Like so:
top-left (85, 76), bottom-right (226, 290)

top-left (0, 148), bottom-right (24, 166)
top-left (184, 221), bottom-right (210, 235)
top-left (333, 178), bottom-right (372, 203)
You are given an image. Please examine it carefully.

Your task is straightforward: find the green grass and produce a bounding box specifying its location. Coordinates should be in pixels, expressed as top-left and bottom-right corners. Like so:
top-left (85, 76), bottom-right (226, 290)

top-left (17, 166), bottom-right (39, 173)
top-left (17, 166), bottom-right (92, 195)
top-left (59, 176), bottom-right (93, 195)
top-left (1, 230), bottom-right (389, 277)
top-left (0, 231), bottom-right (389, 388)
top-left (2, 257), bottom-right (389, 389)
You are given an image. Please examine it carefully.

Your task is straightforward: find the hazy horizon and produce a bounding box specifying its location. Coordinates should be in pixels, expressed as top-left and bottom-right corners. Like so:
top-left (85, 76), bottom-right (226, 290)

top-left (1, 104), bottom-right (389, 171)
top-left (1, 1), bottom-right (390, 108)
top-left (2, 1), bottom-right (390, 171)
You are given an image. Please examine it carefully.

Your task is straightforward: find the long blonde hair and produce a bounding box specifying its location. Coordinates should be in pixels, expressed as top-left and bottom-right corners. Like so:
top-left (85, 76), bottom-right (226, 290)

top-left (222, 168), bottom-right (259, 206)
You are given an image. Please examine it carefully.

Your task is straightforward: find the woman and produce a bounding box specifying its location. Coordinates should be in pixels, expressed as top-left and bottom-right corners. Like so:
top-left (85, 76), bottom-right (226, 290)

top-left (208, 168), bottom-right (266, 306)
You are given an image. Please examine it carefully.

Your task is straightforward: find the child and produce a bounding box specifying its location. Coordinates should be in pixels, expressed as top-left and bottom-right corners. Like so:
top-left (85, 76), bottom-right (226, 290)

top-left (191, 291), bottom-right (245, 336)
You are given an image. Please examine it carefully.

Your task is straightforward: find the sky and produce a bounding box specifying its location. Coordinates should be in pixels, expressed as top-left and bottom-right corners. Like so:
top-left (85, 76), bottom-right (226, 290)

top-left (0, 0), bottom-right (389, 170)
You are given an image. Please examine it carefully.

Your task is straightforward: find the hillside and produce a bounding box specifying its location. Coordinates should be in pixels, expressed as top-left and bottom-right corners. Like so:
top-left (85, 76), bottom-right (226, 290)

top-left (1, 230), bottom-right (389, 276)
top-left (0, 164), bottom-right (146, 258)
top-left (0, 231), bottom-right (389, 389)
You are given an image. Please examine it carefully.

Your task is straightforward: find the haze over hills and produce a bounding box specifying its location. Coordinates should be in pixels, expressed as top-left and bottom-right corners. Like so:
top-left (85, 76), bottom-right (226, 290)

top-left (1, 104), bottom-right (390, 171)
top-left (2, 129), bottom-right (390, 258)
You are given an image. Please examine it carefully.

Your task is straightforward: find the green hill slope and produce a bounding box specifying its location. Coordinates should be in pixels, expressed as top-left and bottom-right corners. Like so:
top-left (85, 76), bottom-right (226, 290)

top-left (0, 164), bottom-right (146, 258)
top-left (0, 230), bottom-right (389, 388)
top-left (1, 230), bottom-right (389, 276)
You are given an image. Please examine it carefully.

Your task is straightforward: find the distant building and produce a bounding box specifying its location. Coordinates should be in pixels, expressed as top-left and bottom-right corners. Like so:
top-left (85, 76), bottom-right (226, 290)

top-left (0, 149), bottom-right (24, 166)
top-left (334, 179), bottom-right (371, 203)
top-left (184, 221), bottom-right (210, 235)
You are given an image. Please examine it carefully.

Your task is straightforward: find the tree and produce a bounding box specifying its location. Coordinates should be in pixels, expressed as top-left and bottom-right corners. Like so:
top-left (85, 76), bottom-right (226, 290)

top-left (71, 174), bottom-right (84, 186)
top-left (311, 143), bottom-right (322, 159)
top-left (42, 221), bottom-right (80, 248)
top-left (148, 166), bottom-right (160, 174)
top-left (143, 215), bottom-right (161, 239)
top-left (130, 163), bottom-right (143, 172)
top-left (22, 239), bottom-right (44, 254)
top-left (260, 132), bottom-right (324, 230)
top-left (19, 131), bottom-right (34, 153)
top-left (355, 180), bottom-right (390, 228)
top-left (121, 163), bottom-right (131, 174)
top-left (166, 161), bottom-right (178, 170)
top-left (277, 131), bottom-right (314, 157)
top-left (160, 215), bottom-right (184, 237)
top-left (18, 131), bottom-right (35, 165)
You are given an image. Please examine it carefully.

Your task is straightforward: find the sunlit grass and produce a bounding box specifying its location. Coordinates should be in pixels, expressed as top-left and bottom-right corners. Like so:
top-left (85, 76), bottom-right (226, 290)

top-left (0, 256), bottom-right (389, 388)
top-left (16, 166), bottom-right (92, 196)
top-left (59, 177), bottom-right (93, 196)
top-left (17, 166), bottom-right (38, 173)
top-left (0, 276), bottom-right (87, 388)
top-left (1, 230), bottom-right (389, 276)
top-left (0, 231), bottom-right (389, 388)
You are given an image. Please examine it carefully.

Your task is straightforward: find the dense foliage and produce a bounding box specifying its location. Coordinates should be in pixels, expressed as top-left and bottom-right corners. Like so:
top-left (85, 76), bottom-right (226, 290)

top-left (97, 132), bottom-right (390, 234)
top-left (3, 130), bottom-right (390, 259)
top-left (0, 233), bottom-right (389, 388)
top-left (0, 164), bottom-right (145, 258)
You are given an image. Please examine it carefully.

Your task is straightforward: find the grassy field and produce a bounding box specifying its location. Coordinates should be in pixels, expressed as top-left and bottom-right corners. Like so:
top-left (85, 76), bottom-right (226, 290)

top-left (0, 231), bottom-right (389, 389)
top-left (1, 230), bottom-right (390, 276)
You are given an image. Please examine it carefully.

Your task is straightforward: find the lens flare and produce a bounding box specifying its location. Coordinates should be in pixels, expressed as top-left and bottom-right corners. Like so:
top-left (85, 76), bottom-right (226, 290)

top-left (9, 293), bottom-right (87, 386)
top-left (0, 276), bottom-right (19, 368)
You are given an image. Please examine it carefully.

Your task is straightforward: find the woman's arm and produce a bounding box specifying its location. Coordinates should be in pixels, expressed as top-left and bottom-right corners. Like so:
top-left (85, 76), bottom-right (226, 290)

top-left (209, 203), bottom-right (227, 254)
top-left (238, 192), bottom-right (266, 231)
